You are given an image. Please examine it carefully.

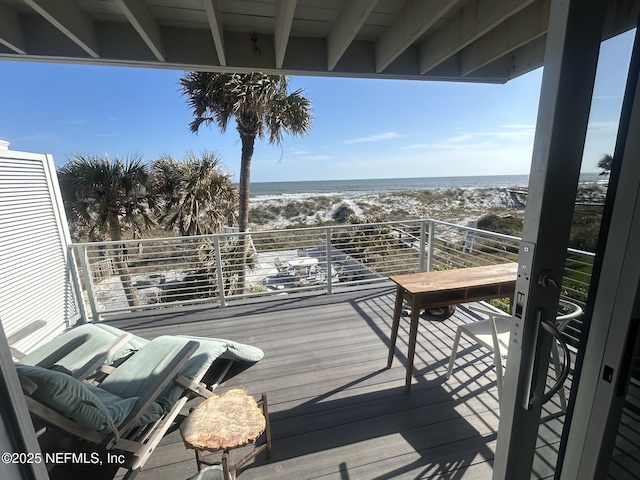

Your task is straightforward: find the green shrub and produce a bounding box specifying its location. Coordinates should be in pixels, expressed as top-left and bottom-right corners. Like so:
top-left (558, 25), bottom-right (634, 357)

top-left (477, 214), bottom-right (523, 236)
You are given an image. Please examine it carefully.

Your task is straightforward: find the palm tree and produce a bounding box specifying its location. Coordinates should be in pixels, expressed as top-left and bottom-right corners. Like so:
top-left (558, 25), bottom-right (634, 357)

top-left (180, 72), bottom-right (312, 292)
top-left (153, 151), bottom-right (238, 236)
top-left (597, 153), bottom-right (613, 176)
top-left (58, 154), bottom-right (156, 307)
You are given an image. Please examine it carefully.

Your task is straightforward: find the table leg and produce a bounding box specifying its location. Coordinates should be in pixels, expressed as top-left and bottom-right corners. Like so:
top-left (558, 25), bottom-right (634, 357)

top-left (259, 393), bottom-right (272, 459)
top-left (387, 285), bottom-right (405, 368)
top-left (405, 299), bottom-right (421, 392)
top-left (194, 449), bottom-right (204, 471)
top-left (222, 451), bottom-right (234, 480)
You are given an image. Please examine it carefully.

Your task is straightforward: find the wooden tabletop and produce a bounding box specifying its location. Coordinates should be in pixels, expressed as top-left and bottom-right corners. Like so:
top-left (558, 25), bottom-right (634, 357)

top-left (390, 263), bottom-right (518, 295)
top-left (181, 389), bottom-right (265, 452)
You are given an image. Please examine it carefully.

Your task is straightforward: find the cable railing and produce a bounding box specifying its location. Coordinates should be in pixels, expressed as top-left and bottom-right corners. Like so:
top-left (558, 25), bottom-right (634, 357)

top-left (425, 220), bottom-right (594, 341)
top-left (426, 220), bottom-right (520, 270)
top-left (69, 219), bottom-right (595, 322)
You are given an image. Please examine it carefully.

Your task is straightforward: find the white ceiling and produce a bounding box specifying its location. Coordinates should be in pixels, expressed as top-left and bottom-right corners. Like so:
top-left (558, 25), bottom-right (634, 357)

top-left (0, 0), bottom-right (638, 83)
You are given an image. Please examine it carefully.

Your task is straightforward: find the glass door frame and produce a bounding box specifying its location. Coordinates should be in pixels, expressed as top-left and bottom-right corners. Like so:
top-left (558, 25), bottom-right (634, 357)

top-left (559, 23), bottom-right (640, 479)
top-left (493, 0), bottom-right (614, 477)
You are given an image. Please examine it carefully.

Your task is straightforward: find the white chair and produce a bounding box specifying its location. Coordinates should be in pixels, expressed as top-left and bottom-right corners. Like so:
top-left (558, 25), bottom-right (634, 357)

top-left (446, 304), bottom-right (512, 402)
top-left (273, 257), bottom-right (293, 277)
top-left (446, 299), bottom-right (583, 410)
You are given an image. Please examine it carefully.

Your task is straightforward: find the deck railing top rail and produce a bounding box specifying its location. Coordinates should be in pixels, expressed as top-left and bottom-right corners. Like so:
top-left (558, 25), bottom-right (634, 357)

top-left (68, 219), bottom-right (594, 323)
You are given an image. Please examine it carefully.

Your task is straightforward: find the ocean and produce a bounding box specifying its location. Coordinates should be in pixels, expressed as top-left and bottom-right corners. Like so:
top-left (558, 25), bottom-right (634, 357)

top-left (249, 173), bottom-right (602, 199)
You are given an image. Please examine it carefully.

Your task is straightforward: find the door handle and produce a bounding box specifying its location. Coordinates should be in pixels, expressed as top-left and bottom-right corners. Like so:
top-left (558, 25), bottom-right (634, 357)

top-left (522, 308), bottom-right (572, 409)
top-left (529, 318), bottom-right (571, 407)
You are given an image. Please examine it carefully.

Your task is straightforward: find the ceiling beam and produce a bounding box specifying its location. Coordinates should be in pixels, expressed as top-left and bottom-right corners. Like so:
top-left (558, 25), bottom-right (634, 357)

top-left (327, 0), bottom-right (379, 71)
top-left (0, 4), bottom-right (26, 54)
top-left (507, 34), bottom-right (546, 79)
top-left (459, 0), bottom-right (549, 77)
top-left (23, 0), bottom-right (99, 58)
top-left (419, 0), bottom-right (535, 74)
top-left (203, 0), bottom-right (226, 66)
top-left (115, 0), bottom-right (165, 62)
top-left (375, 0), bottom-right (459, 73)
top-left (602, 0), bottom-right (640, 40)
top-left (274, 0), bottom-right (297, 68)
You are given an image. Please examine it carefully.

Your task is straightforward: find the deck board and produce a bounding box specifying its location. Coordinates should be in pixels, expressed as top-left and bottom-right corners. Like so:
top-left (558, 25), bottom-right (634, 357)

top-left (102, 283), bottom-right (565, 480)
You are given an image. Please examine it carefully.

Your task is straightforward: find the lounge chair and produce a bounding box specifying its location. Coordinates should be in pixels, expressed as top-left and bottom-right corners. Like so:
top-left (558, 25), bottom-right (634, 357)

top-left (12, 324), bottom-right (264, 479)
top-left (17, 323), bottom-right (263, 383)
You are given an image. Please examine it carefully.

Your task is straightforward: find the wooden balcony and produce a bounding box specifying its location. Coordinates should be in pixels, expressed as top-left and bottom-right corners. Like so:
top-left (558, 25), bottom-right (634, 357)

top-left (105, 284), bottom-right (566, 480)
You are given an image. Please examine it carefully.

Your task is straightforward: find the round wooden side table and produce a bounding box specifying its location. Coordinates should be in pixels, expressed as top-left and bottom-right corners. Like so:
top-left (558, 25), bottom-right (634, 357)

top-left (180, 389), bottom-right (272, 480)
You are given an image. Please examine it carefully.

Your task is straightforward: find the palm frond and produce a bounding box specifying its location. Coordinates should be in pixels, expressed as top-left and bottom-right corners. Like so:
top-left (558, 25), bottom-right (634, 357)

top-left (180, 71), bottom-right (311, 243)
top-left (57, 153), bottom-right (157, 241)
top-left (151, 151), bottom-right (238, 235)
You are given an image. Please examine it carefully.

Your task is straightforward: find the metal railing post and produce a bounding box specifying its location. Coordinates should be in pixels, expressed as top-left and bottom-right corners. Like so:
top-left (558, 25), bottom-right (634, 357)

top-left (326, 228), bottom-right (333, 294)
top-left (419, 220), bottom-right (427, 272)
top-left (214, 236), bottom-right (226, 307)
top-left (67, 247), bottom-right (89, 325)
top-left (77, 245), bottom-right (101, 322)
top-left (427, 220), bottom-right (435, 272)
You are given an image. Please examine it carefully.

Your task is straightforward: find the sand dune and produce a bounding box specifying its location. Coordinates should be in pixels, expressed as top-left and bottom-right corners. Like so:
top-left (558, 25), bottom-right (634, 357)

top-left (249, 186), bottom-right (527, 230)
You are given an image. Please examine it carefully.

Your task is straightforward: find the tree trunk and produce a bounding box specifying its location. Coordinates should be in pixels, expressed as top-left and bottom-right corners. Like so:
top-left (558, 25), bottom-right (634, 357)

top-left (108, 215), bottom-right (140, 308)
top-left (236, 133), bottom-right (255, 295)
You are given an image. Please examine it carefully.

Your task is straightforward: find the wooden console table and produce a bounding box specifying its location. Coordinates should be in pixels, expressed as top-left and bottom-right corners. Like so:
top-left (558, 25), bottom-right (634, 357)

top-left (387, 263), bottom-right (518, 392)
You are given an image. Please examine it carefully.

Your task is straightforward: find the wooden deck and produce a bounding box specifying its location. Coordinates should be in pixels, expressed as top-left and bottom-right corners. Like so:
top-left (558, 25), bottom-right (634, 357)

top-left (104, 283), bottom-right (566, 480)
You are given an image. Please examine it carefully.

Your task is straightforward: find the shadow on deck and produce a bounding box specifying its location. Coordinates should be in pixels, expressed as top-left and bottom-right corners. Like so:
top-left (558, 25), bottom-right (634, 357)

top-left (105, 284), bottom-right (564, 480)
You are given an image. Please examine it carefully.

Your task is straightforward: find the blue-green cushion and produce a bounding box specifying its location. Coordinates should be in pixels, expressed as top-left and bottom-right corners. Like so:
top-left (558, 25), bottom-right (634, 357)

top-left (20, 323), bottom-right (148, 373)
top-left (164, 336), bottom-right (263, 409)
top-left (177, 335), bottom-right (264, 363)
top-left (16, 364), bottom-right (119, 436)
top-left (16, 364), bottom-right (165, 435)
top-left (86, 384), bottom-right (164, 428)
top-left (97, 335), bottom-right (263, 413)
top-left (98, 336), bottom-right (198, 412)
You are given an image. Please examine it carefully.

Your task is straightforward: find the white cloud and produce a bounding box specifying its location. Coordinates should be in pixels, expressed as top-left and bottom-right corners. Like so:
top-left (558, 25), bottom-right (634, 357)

top-left (445, 133), bottom-right (474, 143)
top-left (289, 148), bottom-right (310, 155)
top-left (345, 132), bottom-right (400, 144)
top-left (586, 120), bottom-right (618, 134)
top-left (592, 95), bottom-right (623, 100)
top-left (404, 124), bottom-right (535, 150)
top-left (303, 154), bottom-right (333, 161)
top-left (497, 124), bottom-right (536, 137)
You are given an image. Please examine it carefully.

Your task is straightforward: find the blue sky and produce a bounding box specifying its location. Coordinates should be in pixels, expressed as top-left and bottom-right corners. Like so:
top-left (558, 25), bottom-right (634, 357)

top-left (0, 30), bottom-right (634, 183)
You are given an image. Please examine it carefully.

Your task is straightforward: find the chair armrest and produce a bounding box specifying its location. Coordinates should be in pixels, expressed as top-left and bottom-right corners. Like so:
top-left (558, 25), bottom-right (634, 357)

top-left (7, 320), bottom-right (47, 359)
top-left (113, 340), bottom-right (200, 440)
top-left (173, 374), bottom-right (214, 399)
top-left (23, 395), bottom-right (106, 444)
top-left (556, 299), bottom-right (584, 330)
top-left (17, 373), bottom-right (38, 395)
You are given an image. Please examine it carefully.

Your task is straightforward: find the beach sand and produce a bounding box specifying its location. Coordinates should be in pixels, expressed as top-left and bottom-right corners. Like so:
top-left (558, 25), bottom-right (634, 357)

top-left (249, 186), bottom-right (528, 231)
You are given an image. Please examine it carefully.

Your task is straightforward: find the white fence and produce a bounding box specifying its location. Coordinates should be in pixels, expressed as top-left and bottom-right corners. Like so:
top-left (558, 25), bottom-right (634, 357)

top-left (0, 149), bottom-right (81, 354)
